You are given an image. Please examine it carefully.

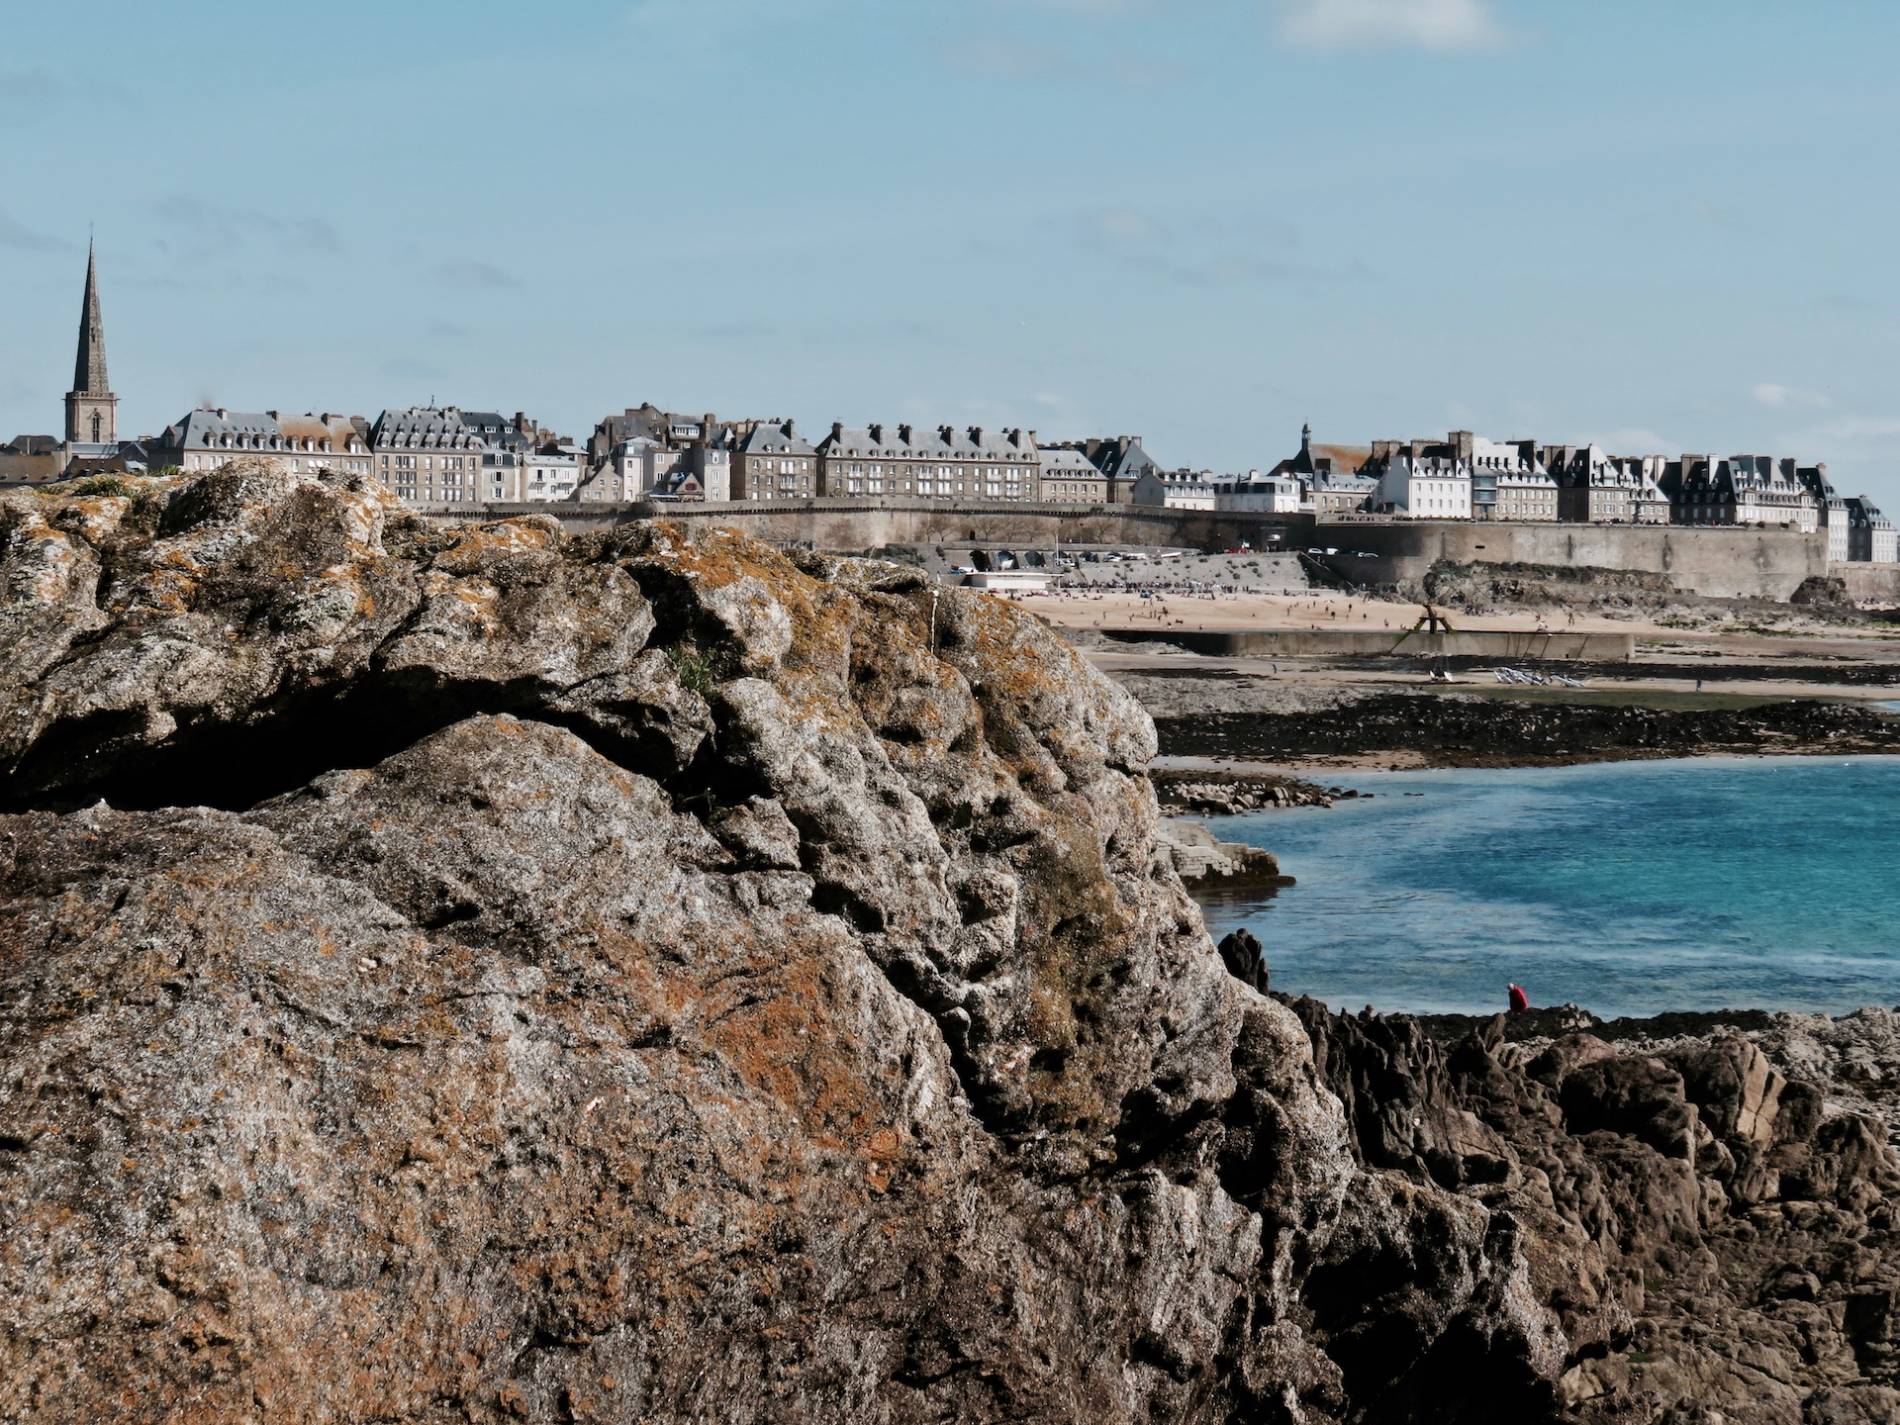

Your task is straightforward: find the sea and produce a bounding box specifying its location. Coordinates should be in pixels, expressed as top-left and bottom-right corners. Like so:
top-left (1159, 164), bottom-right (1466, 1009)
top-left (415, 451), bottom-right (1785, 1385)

top-left (1194, 755), bottom-right (1900, 1019)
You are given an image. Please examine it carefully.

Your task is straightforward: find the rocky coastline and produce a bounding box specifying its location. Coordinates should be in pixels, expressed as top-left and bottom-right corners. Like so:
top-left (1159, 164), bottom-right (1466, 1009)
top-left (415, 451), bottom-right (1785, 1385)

top-left (1154, 690), bottom-right (1900, 770)
top-left (0, 464), bottom-right (1895, 1423)
top-left (1153, 767), bottom-right (1363, 814)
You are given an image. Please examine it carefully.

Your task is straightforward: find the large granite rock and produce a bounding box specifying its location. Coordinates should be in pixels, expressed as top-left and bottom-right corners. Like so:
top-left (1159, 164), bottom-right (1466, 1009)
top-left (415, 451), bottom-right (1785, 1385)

top-left (0, 464), bottom-right (1892, 1423)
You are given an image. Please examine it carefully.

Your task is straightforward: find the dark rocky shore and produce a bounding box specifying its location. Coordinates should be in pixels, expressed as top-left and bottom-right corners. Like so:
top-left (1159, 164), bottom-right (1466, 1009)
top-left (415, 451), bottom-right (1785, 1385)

top-left (1157, 691), bottom-right (1900, 768)
top-left (1154, 767), bottom-right (1359, 814)
top-left (0, 464), bottom-right (1894, 1423)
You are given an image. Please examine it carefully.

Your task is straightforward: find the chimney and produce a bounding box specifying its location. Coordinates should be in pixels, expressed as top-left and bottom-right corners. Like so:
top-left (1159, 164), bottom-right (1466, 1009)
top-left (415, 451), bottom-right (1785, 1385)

top-left (830, 420), bottom-right (844, 441)
top-left (899, 423), bottom-right (912, 444)
top-left (782, 418), bottom-right (794, 437)
top-left (870, 422), bottom-right (884, 444)
top-left (970, 426), bottom-right (984, 447)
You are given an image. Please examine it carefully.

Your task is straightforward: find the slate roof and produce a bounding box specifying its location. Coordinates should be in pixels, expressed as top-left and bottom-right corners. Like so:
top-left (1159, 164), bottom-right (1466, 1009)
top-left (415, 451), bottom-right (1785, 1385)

top-left (1847, 497), bottom-right (1892, 530)
top-left (370, 407), bottom-right (484, 448)
top-left (1036, 446), bottom-right (1100, 476)
top-left (738, 422), bottom-right (815, 457)
top-left (817, 424), bottom-right (1035, 461)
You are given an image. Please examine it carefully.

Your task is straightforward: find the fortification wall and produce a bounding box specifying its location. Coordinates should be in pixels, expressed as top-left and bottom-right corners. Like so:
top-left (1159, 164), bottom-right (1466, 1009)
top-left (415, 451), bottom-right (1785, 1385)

top-left (1312, 520), bottom-right (1827, 600)
top-left (1833, 563), bottom-right (1900, 605)
top-left (412, 499), bottom-right (1291, 550)
top-left (413, 500), bottom-right (1823, 599)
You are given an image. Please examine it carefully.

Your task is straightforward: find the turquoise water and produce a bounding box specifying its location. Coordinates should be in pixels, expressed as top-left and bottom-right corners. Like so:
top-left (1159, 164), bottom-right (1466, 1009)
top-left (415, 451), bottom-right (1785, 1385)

top-left (1196, 757), bottom-right (1900, 1018)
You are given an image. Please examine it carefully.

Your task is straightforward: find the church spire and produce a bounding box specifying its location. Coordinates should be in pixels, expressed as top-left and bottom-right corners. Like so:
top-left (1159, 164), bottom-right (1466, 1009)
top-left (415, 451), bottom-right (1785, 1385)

top-left (73, 239), bottom-right (108, 395)
top-left (64, 238), bottom-right (118, 445)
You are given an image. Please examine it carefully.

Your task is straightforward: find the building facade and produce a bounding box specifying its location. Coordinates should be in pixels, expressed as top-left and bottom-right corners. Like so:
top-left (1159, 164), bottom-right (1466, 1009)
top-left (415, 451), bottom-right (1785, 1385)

top-left (813, 423), bottom-right (1038, 502)
top-left (522, 443), bottom-right (583, 501)
top-left (1269, 425), bottom-right (1373, 516)
top-left (1547, 445), bottom-right (1670, 524)
top-left (1360, 438), bottom-right (1474, 520)
top-left (1036, 444), bottom-right (1108, 503)
top-left (1130, 468), bottom-right (1216, 510)
top-left (732, 420), bottom-right (817, 500)
top-left (1846, 497), bottom-right (1898, 563)
top-left (1795, 464), bottom-right (1850, 562)
top-left (1037, 435), bottom-right (1157, 505)
top-left (1666, 455), bottom-right (1819, 530)
top-left (371, 406), bottom-right (488, 503)
top-left (1211, 470), bottom-right (1302, 513)
top-left (150, 408), bottom-right (370, 477)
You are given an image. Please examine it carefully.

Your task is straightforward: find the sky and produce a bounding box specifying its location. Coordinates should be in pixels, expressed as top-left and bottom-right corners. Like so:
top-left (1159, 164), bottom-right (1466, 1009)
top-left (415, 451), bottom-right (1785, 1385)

top-left (3, 0), bottom-right (1897, 502)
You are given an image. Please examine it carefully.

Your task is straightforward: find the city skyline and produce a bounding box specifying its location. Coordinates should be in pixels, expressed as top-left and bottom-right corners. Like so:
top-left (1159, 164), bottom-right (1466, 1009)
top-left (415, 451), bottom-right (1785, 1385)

top-left (3, 1), bottom-right (1896, 501)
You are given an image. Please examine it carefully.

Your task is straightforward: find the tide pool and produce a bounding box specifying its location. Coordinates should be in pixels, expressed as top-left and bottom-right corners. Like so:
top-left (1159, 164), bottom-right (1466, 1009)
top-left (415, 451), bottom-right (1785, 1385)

top-left (1195, 756), bottom-right (1900, 1018)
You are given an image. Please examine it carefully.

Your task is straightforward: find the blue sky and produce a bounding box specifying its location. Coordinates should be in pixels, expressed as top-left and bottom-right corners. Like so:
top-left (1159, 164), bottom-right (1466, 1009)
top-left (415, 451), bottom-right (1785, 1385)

top-left (4, 0), bottom-right (1896, 502)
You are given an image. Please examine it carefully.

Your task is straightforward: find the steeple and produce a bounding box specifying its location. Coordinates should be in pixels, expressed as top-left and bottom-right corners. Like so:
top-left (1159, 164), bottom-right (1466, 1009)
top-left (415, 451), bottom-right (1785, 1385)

top-left (64, 238), bottom-right (117, 446)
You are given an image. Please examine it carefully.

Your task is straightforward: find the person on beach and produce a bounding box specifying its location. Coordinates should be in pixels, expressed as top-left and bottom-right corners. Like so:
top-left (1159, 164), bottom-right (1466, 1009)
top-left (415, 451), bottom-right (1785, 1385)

top-left (1508, 983), bottom-right (1529, 1014)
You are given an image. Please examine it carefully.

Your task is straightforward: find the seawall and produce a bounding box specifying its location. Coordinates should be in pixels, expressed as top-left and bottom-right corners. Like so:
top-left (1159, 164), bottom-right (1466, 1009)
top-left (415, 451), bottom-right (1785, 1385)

top-left (412, 500), bottom-right (1827, 600)
top-left (1307, 521), bottom-right (1828, 601)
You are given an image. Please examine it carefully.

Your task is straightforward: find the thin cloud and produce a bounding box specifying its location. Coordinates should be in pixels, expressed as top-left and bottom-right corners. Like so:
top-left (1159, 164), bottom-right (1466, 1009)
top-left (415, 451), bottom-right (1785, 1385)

top-left (1752, 381), bottom-right (1831, 411)
top-left (382, 356), bottom-right (448, 381)
top-left (149, 194), bottom-right (344, 260)
top-left (0, 208), bottom-right (68, 253)
top-left (431, 257), bottom-right (521, 290)
top-left (1076, 206), bottom-right (1364, 287)
top-left (0, 67), bottom-right (58, 103)
top-left (942, 38), bottom-right (1061, 78)
top-left (1274, 0), bottom-right (1506, 52)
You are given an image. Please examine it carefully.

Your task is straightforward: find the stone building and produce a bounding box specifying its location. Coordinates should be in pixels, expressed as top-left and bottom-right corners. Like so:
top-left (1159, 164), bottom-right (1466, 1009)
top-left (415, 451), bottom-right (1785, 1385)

top-left (1665, 455), bottom-right (1819, 531)
top-left (1795, 464), bottom-right (1850, 562)
top-left (586, 404), bottom-right (720, 469)
top-left (679, 440), bottom-right (733, 502)
top-left (1268, 424), bottom-right (1372, 516)
top-left (370, 406), bottom-right (487, 504)
top-left (582, 404), bottom-right (742, 502)
top-left (1038, 435), bottom-right (1158, 505)
top-left (1545, 445), bottom-right (1670, 524)
top-left (1211, 469), bottom-right (1302, 513)
top-left (1362, 447), bottom-right (1471, 520)
top-left (732, 420), bottom-right (817, 501)
top-left (149, 408), bottom-right (370, 477)
top-left (1455, 435), bottom-right (1557, 521)
top-left (584, 436), bottom-right (679, 502)
top-left (1037, 444), bottom-right (1108, 504)
top-left (1130, 468), bottom-right (1216, 510)
top-left (1846, 497), bottom-right (1897, 563)
top-left (813, 423), bottom-right (1038, 502)
top-left (0, 435), bottom-right (68, 484)
top-left (521, 443), bottom-right (584, 502)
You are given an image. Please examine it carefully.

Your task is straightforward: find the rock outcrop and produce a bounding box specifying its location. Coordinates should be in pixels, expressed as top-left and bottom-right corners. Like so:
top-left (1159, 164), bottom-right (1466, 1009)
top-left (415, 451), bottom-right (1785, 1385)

top-left (0, 465), bottom-right (1892, 1423)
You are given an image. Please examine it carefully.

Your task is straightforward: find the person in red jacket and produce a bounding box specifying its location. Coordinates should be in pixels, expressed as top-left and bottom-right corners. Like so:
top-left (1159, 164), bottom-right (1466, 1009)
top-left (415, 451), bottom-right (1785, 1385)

top-left (1508, 982), bottom-right (1530, 1014)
